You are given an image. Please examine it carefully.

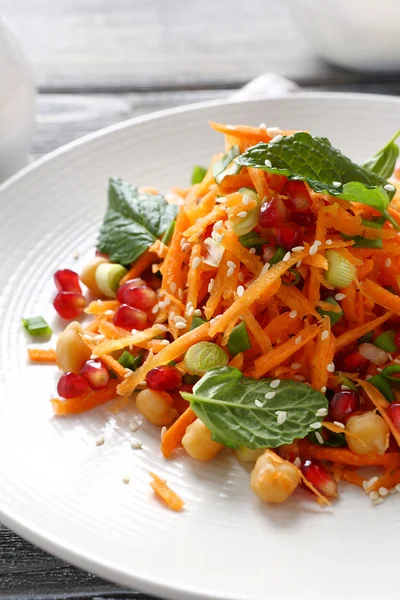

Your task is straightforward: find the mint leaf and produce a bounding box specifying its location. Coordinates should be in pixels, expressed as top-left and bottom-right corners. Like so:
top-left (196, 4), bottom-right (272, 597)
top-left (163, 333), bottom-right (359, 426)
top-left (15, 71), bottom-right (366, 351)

top-left (97, 177), bottom-right (178, 264)
top-left (213, 145), bottom-right (241, 184)
top-left (237, 132), bottom-right (397, 225)
top-left (181, 367), bottom-right (328, 449)
top-left (362, 130), bottom-right (400, 179)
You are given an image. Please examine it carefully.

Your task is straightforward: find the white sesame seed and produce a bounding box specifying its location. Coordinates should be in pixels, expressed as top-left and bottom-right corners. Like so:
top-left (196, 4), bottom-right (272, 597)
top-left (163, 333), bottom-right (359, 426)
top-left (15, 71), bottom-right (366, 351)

top-left (236, 285), bottom-right (244, 298)
top-left (170, 282), bottom-right (177, 293)
top-left (237, 211), bottom-right (248, 219)
top-left (385, 258), bottom-right (392, 268)
top-left (314, 240), bottom-right (322, 247)
top-left (315, 431), bottom-right (324, 444)
top-left (265, 391), bottom-right (276, 400)
top-left (276, 411), bottom-right (287, 425)
top-left (82, 333), bottom-right (93, 341)
top-left (296, 260), bottom-right (302, 268)
top-left (72, 249), bottom-right (80, 259)
top-left (90, 353), bottom-right (97, 359)
top-left (159, 242), bottom-right (166, 255)
top-left (384, 183), bottom-right (395, 192)
top-left (316, 407), bottom-right (328, 417)
top-left (261, 262), bottom-right (270, 274)
top-left (309, 242), bottom-right (319, 256)
top-left (327, 362), bottom-right (335, 373)
top-left (175, 322), bottom-right (187, 330)
top-left (369, 491), bottom-right (379, 501)
top-left (294, 374), bottom-right (306, 381)
top-left (292, 246), bottom-right (305, 252)
top-left (227, 267), bottom-right (235, 277)
top-left (173, 315), bottom-right (186, 324)
top-left (124, 370), bottom-right (133, 379)
top-left (267, 127), bottom-right (281, 136)
top-left (164, 297), bottom-right (171, 306)
top-left (325, 239), bottom-right (333, 245)
top-left (93, 334), bottom-right (105, 342)
top-left (161, 426), bottom-right (167, 438)
top-left (259, 122), bottom-right (267, 130)
top-left (249, 247), bottom-right (256, 254)
top-left (158, 300), bottom-right (168, 309)
top-left (310, 422), bottom-right (322, 429)
top-left (333, 421), bottom-right (345, 429)
top-left (216, 196), bottom-right (227, 203)
top-left (226, 124), bottom-right (236, 130)
top-left (294, 457), bottom-right (302, 467)
top-left (377, 367), bottom-right (383, 373)
top-left (395, 359), bottom-right (400, 365)
top-left (270, 134), bottom-right (283, 144)
top-left (129, 420), bottom-right (140, 432)
top-left (379, 486), bottom-right (389, 497)
top-left (396, 483), bottom-right (400, 493)
top-left (282, 251), bottom-right (291, 262)
top-left (365, 374), bottom-right (373, 380)
top-left (321, 330), bottom-right (329, 341)
top-left (373, 497), bottom-right (384, 505)
top-left (227, 260), bottom-right (236, 269)
top-left (208, 278), bottom-right (215, 293)
top-left (321, 386), bottom-right (327, 393)
top-left (270, 379), bottom-right (280, 389)
top-left (332, 181), bottom-right (341, 188)
top-left (152, 304), bottom-right (160, 314)
top-left (187, 306), bottom-right (194, 316)
top-left (186, 301), bottom-right (193, 310)
top-left (366, 476), bottom-right (378, 490)
top-left (95, 435), bottom-right (105, 447)
top-left (214, 220), bottom-right (224, 230)
top-left (212, 231), bottom-right (223, 243)
top-left (181, 242), bottom-right (191, 252)
top-left (335, 293), bottom-right (346, 301)
top-left (388, 353), bottom-right (394, 362)
top-left (362, 481), bottom-right (369, 491)
top-left (130, 440), bottom-right (143, 449)
top-left (341, 385), bottom-right (350, 391)
top-left (159, 340), bottom-right (170, 346)
top-left (192, 257), bottom-right (201, 269)
top-left (140, 380), bottom-right (146, 385)
top-left (255, 399), bottom-right (264, 408)
top-left (122, 475), bottom-right (130, 485)
top-left (289, 310), bottom-right (297, 319)
top-left (104, 309), bottom-right (113, 316)
top-left (242, 196), bottom-right (250, 206)
top-left (193, 308), bottom-right (202, 317)
top-left (156, 324), bottom-right (168, 332)
top-left (264, 159), bottom-right (272, 168)
top-left (97, 299), bottom-right (103, 305)
top-left (295, 335), bottom-right (302, 345)
top-left (291, 362), bottom-right (301, 370)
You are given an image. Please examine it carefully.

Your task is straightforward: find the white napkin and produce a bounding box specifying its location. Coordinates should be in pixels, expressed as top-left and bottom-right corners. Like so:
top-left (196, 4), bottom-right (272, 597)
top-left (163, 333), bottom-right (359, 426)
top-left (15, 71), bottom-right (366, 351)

top-left (230, 73), bottom-right (298, 100)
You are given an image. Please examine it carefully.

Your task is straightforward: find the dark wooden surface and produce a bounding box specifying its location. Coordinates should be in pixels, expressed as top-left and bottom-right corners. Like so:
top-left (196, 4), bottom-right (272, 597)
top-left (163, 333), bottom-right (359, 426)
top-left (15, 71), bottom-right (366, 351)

top-left (2, 0), bottom-right (400, 598)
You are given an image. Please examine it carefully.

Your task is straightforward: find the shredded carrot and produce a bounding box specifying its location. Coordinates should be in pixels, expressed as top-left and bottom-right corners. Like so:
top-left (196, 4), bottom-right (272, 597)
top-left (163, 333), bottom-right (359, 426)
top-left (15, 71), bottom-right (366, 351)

top-left (91, 325), bottom-right (165, 356)
top-left (335, 311), bottom-right (393, 350)
top-left (186, 244), bottom-right (202, 327)
top-left (80, 336), bottom-right (127, 378)
top-left (161, 407), bottom-right (197, 458)
top-left (360, 278), bottom-right (400, 314)
top-left (148, 239), bottom-right (168, 259)
top-left (228, 352), bottom-right (244, 369)
top-left (264, 312), bottom-right (303, 345)
top-left (85, 300), bottom-right (120, 315)
top-left (298, 440), bottom-right (400, 467)
top-left (310, 318), bottom-right (334, 392)
top-left (340, 281), bottom-right (358, 323)
top-left (149, 472), bottom-right (185, 511)
top-left (247, 167), bottom-right (272, 201)
top-left (331, 463), bottom-right (344, 483)
top-left (27, 348), bottom-right (57, 362)
top-left (204, 254), bottom-right (229, 320)
top-left (340, 469), bottom-right (365, 488)
top-left (358, 380), bottom-right (400, 448)
top-left (301, 473), bottom-right (331, 505)
top-left (241, 309), bottom-right (272, 354)
top-left (220, 229), bottom-right (262, 276)
top-left (120, 251), bottom-right (156, 285)
top-left (185, 189), bottom-right (217, 224)
top-left (367, 467), bottom-right (400, 493)
top-left (51, 381), bottom-right (118, 415)
top-left (276, 286), bottom-right (320, 319)
top-left (183, 206), bottom-right (226, 243)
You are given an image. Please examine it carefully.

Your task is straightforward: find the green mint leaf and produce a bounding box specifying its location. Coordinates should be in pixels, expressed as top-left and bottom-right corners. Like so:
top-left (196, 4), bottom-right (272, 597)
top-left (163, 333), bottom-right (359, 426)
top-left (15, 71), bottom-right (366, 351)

top-left (97, 177), bottom-right (178, 264)
top-left (362, 130), bottom-right (400, 179)
top-left (213, 145), bottom-right (241, 184)
top-left (237, 132), bottom-right (396, 224)
top-left (191, 165), bottom-right (207, 185)
top-left (181, 367), bottom-right (328, 449)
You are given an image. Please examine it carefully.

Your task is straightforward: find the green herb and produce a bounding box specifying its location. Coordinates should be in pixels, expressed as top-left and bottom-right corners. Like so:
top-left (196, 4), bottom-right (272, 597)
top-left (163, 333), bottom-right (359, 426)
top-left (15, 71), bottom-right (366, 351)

top-left (191, 165), bottom-right (207, 185)
top-left (22, 316), bottom-right (52, 337)
top-left (97, 177), bottom-right (178, 264)
top-left (317, 296), bottom-right (343, 326)
top-left (227, 321), bottom-right (251, 356)
top-left (374, 330), bottom-right (397, 352)
top-left (181, 367), bottom-right (328, 448)
top-left (358, 331), bottom-right (373, 344)
top-left (190, 316), bottom-right (207, 331)
top-left (325, 250), bottom-right (356, 288)
top-left (237, 132), bottom-right (398, 227)
top-left (231, 188), bottom-right (260, 236)
top-left (340, 234), bottom-right (383, 249)
top-left (95, 263), bottom-right (127, 297)
top-left (118, 350), bottom-right (143, 371)
top-left (308, 430), bottom-right (346, 447)
top-left (381, 365), bottom-right (400, 386)
top-left (269, 245), bottom-right (286, 265)
top-left (184, 342), bottom-right (229, 376)
top-left (239, 231), bottom-right (268, 248)
top-left (362, 130), bottom-right (400, 179)
top-left (213, 145), bottom-right (241, 184)
top-left (161, 219), bottom-right (176, 245)
top-left (361, 219), bottom-right (383, 229)
top-left (282, 268), bottom-right (301, 287)
top-left (368, 374), bottom-right (395, 402)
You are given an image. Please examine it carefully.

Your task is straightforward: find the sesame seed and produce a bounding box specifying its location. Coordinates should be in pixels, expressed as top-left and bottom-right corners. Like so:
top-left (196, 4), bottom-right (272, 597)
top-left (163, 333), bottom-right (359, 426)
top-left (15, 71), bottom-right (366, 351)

top-left (83, 333), bottom-right (93, 341)
top-left (321, 330), bottom-right (329, 341)
top-left (255, 399), bottom-right (264, 408)
top-left (394, 359), bottom-right (400, 365)
top-left (294, 374), bottom-right (306, 381)
top-left (159, 340), bottom-right (170, 346)
top-left (276, 410), bottom-right (287, 425)
top-left (193, 308), bottom-right (202, 317)
top-left (192, 257), bottom-right (201, 269)
top-left (152, 304), bottom-right (159, 314)
top-left (93, 334), bottom-right (105, 342)
top-left (267, 127), bottom-right (281, 136)
top-left (236, 285), bottom-right (244, 298)
top-left (270, 379), bottom-right (280, 389)
top-left (396, 483), bottom-right (400, 493)
top-left (187, 306), bottom-right (194, 316)
top-left (270, 134), bottom-right (283, 144)
top-left (335, 293), bottom-right (346, 301)
top-left (384, 183), bottom-right (395, 192)
top-left (341, 385), bottom-right (350, 390)
top-left (212, 231), bottom-right (224, 243)
top-left (156, 324), bottom-right (168, 332)
top-left (161, 426), bottom-right (167, 438)
top-left (259, 122), bottom-right (267, 130)
top-left (129, 420), bottom-right (140, 432)
top-left (242, 195), bottom-right (250, 206)
top-left (315, 431), bottom-right (324, 444)
top-left (90, 353), bottom-right (97, 359)
top-left (309, 242), bottom-right (319, 256)
top-left (226, 124), bottom-right (236, 130)
top-left (97, 299), bottom-right (103, 305)
top-left (173, 315), bottom-right (186, 324)
top-left (182, 242), bottom-right (191, 252)
top-left (170, 282), bottom-right (177, 293)
top-left (186, 301), bottom-right (193, 310)
top-left (327, 362), bottom-right (335, 373)
top-left (325, 239), bottom-right (333, 245)
top-left (314, 240), bottom-right (322, 247)
top-left (104, 309), bottom-right (113, 316)
top-left (365, 374), bottom-right (373, 380)
top-left (379, 486), bottom-right (389, 497)
top-left (208, 278), bottom-right (215, 293)
top-left (72, 249), bottom-right (80, 259)
top-left (158, 300), bottom-right (168, 309)
top-left (216, 196), bottom-right (227, 203)
top-left (122, 475), bottom-right (130, 484)
top-left (159, 242), bottom-right (166, 255)
top-left (294, 457), bottom-right (302, 467)
top-left (95, 435), bottom-right (105, 446)
top-left (388, 353), bottom-right (394, 362)
top-left (131, 440), bottom-right (143, 449)
top-left (310, 422), bottom-right (322, 429)
top-left (265, 391), bottom-right (276, 400)
top-left (214, 220), bottom-right (224, 230)
top-left (227, 267), bottom-right (235, 277)
top-left (291, 362), bottom-right (301, 369)
top-left (282, 251), bottom-right (291, 262)
top-left (237, 211), bottom-right (248, 219)
top-left (295, 335), bottom-right (302, 345)
top-left (369, 491), bottom-right (379, 501)
top-left (264, 159), bottom-right (272, 168)
top-left (332, 181), bottom-right (341, 188)
top-left (292, 246), bottom-right (305, 252)
top-left (385, 258), bottom-right (392, 268)
top-left (377, 367), bottom-right (383, 373)
top-left (289, 310), bottom-right (297, 319)
top-left (175, 322), bottom-right (187, 330)
top-left (373, 497), bottom-right (384, 505)
top-left (321, 386), bottom-right (327, 393)
top-left (261, 262), bottom-right (270, 274)
top-left (366, 476), bottom-right (378, 490)
top-left (227, 260), bottom-right (236, 269)
top-left (124, 370), bottom-right (133, 379)
top-left (296, 260), bottom-right (302, 268)
top-left (362, 481), bottom-right (369, 491)
top-left (333, 421), bottom-right (345, 429)
top-left (316, 407), bottom-right (328, 417)
top-left (249, 247), bottom-right (256, 254)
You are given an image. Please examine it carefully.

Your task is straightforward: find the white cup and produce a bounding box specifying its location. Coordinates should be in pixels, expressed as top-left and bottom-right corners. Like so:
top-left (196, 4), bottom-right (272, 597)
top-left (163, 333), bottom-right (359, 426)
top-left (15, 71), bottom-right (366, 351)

top-left (0, 17), bottom-right (36, 183)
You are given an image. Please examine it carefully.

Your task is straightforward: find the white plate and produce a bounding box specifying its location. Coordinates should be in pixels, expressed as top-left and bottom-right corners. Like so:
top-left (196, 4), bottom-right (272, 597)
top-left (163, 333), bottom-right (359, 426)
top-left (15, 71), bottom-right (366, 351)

top-left (1, 93), bottom-right (400, 600)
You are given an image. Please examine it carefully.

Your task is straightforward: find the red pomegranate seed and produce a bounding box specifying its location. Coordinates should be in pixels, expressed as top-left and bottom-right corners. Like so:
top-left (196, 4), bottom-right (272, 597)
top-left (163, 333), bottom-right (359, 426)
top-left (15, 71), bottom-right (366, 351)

top-left (117, 282), bottom-right (157, 310)
top-left (146, 365), bottom-right (183, 391)
top-left (394, 330), bottom-right (400, 349)
top-left (95, 250), bottom-right (109, 258)
top-left (386, 404), bottom-right (400, 430)
top-left (113, 304), bottom-right (147, 331)
top-left (53, 292), bottom-right (86, 319)
top-left (57, 372), bottom-right (90, 398)
top-left (301, 458), bottom-right (338, 499)
top-left (54, 269), bottom-right (82, 293)
top-left (329, 390), bottom-right (360, 422)
top-left (340, 351), bottom-right (369, 373)
top-left (145, 273), bottom-right (162, 291)
top-left (262, 244), bottom-right (276, 263)
top-left (80, 359), bottom-right (109, 390)
top-left (292, 211), bottom-right (317, 228)
top-left (276, 222), bottom-right (303, 250)
top-left (258, 196), bottom-right (287, 228)
top-left (283, 180), bottom-right (311, 212)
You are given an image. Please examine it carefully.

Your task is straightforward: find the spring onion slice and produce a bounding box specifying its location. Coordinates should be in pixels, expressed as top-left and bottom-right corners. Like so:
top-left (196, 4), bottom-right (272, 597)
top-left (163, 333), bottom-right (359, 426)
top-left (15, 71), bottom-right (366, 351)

top-left (191, 165), bottom-right (207, 185)
top-left (373, 330), bottom-right (397, 352)
top-left (340, 234), bottom-right (383, 249)
top-left (227, 321), bottom-right (251, 357)
top-left (368, 374), bottom-right (396, 402)
top-left (22, 315), bottom-right (52, 337)
top-left (190, 316), bottom-right (207, 331)
top-left (118, 350), bottom-right (143, 371)
top-left (316, 296), bottom-right (343, 326)
top-left (184, 342), bottom-right (229, 376)
top-left (239, 231), bottom-right (268, 248)
top-left (95, 263), bottom-right (127, 298)
top-left (282, 268), bottom-right (302, 287)
top-left (231, 188), bottom-right (261, 237)
top-left (381, 365), bottom-right (400, 386)
top-left (161, 220), bottom-right (176, 245)
top-left (325, 250), bottom-right (356, 289)
top-left (269, 245), bottom-right (286, 265)
top-left (213, 145), bottom-right (241, 184)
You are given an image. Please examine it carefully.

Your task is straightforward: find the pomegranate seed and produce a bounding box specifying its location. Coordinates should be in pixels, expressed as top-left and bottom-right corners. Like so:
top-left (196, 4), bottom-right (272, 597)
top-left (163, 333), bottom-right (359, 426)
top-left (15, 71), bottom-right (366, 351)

top-left (95, 250), bottom-right (109, 258)
top-left (258, 196), bottom-right (287, 228)
top-left (146, 365), bottom-right (183, 390)
top-left (80, 359), bottom-right (109, 390)
top-left (54, 269), bottom-right (81, 293)
top-left (57, 372), bottom-right (90, 398)
top-left (145, 273), bottom-right (162, 291)
top-left (262, 244), bottom-right (276, 263)
top-left (276, 222), bottom-right (303, 250)
top-left (329, 390), bottom-right (360, 422)
top-left (113, 304), bottom-right (147, 331)
top-left (117, 282), bottom-right (157, 310)
top-left (301, 458), bottom-right (338, 498)
top-left (283, 180), bottom-right (311, 212)
top-left (53, 292), bottom-right (86, 319)
top-left (339, 350), bottom-right (369, 373)
top-left (394, 330), bottom-right (400, 349)
top-left (292, 211), bottom-right (317, 228)
top-left (386, 404), bottom-right (400, 430)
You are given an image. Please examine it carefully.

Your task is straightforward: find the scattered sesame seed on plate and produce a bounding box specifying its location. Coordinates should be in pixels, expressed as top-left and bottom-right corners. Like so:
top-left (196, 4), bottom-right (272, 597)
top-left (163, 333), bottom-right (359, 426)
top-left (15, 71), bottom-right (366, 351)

top-left (72, 249), bottom-right (80, 259)
top-left (315, 431), bottom-right (324, 444)
top-left (95, 435), bottom-right (105, 446)
top-left (270, 379), bottom-right (280, 389)
top-left (289, 310), bottom-right (297, 319)
top-left (192, 256), bottom-right (201, 269)
top-left (265, 391), bottom-right (276, 400)
top-left (131, 440), bottom-right (143, 449)
top-left (129, 420), bottom-right (140, 432)
top-left (122, 475), bottom-right (130, 485)
top-left (369, 490), bottom-right (379, 501)
top-left (379, 487), bottom-right (389, 497)
top-left (373, 497), bottom-right (384, 505)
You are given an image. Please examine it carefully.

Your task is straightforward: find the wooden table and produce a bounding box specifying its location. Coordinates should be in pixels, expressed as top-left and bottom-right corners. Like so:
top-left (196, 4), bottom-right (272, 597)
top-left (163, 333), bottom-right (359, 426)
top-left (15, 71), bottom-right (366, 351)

top-left (2, 1), bottom-right (400, 598)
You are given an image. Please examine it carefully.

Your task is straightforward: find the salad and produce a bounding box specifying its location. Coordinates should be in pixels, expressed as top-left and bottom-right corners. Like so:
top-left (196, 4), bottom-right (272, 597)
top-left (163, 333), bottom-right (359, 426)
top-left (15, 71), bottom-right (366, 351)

top-left (25, 122), bottom-right (400, 510)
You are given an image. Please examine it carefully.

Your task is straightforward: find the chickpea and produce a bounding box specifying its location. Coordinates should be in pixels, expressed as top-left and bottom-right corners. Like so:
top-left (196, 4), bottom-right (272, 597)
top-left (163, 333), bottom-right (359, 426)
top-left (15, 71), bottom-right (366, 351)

top-left (56, 321), bottom-right (91, 373)
top-left (182, 419), bottom-right (224, 462)
top-left (250, 450), bottom-right (301, 504)
top-left (80, 256), bottom-right (109, 295)
top-left (345, 411), bottom-right (390, 455)
top-left (135, 388), bottom-right (178, 426)
top-left (234, 446), bottom-right (265, 462)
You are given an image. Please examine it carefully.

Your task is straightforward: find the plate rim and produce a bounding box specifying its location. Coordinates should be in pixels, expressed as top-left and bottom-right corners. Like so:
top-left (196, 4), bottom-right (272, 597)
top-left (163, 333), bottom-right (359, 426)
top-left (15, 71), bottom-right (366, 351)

top-left (2, 90), bottom-right (400, 600)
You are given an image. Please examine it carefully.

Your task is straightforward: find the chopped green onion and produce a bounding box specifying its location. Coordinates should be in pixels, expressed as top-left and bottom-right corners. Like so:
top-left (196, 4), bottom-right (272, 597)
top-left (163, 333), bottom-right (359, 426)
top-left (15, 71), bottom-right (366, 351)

top-left (358, 331), bottom-right (373, 344)
top-left (340, 234), bottom-right (382, 249)
top-left (381, 365), bottom-right (400, 386)
top-left (361, 219), bottom-right (383, 229)
top-left (95, 263), bottom-right (127, 298)
top-left (161, 220), bottom-right (176, 245)
top-left (190, 316), bottom-right (207, 331)
top-left (368, 374), bottom-right (395, 402)
top-left (212, 145), bottom-right (241, 184)
top-left (118, 350), bottom-right (143, 371)
top-left (316, 297), bottom-right (343, 326)
top-left (269, 245), bottom-right (286, 265)
top-left (325, 250), bottom-right (356, 289)
top-left (373, 330), bottom-right (397, 352)
top-left (184, 342), bottom-right (228, 376)
top-left (191, 165), bottom-right (207, 185)
top-left (334, 375), bottom-right (357, 390)
top-left (227, 321), bottom-right (251, 356)
top-left (239, 231), bottom-right (268, 248)
top-left (282, 268), bottom-right (302, 287)
top-left (22, 315), bottom-right (52, 337)
top-left (231, 188), bottom-right (260, 236)
top-left (183, 374), bottom-right (200, 385)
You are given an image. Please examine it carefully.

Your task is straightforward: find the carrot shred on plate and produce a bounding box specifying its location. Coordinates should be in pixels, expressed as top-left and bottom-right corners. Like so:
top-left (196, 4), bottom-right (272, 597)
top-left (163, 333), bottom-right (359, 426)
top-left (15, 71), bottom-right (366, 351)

top-left (52, 381), bottom-right (118, 415)
top-left (161, 407), bottom-right (197, 458)
top-left (27, 348), bottom-right (57, 362)
top-left (298, 440), bottom-right (400, 468)
top-left (149, 472), bottom-right (185, 511)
